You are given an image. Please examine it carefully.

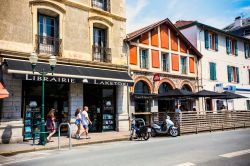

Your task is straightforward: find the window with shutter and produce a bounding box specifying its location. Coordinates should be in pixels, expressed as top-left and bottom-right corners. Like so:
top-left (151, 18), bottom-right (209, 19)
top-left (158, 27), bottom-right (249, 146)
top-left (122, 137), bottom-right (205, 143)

top-left (204, 30), bottom-right (209, 49)
top-left (227, 65), bottom-right (232, 82)
top-left (209, 62), bottom-right (216, 80)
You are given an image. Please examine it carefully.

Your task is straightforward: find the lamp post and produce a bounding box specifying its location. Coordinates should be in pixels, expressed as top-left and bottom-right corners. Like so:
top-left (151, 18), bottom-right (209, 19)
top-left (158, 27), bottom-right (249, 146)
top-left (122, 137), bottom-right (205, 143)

top-left (29, 52), bottom-right (57, 145)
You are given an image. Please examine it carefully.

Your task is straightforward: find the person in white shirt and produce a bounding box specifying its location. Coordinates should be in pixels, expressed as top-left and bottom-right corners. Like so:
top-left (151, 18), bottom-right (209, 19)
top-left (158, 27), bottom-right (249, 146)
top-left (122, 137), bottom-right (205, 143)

top-left (80, 106), bottom-right (92, 139)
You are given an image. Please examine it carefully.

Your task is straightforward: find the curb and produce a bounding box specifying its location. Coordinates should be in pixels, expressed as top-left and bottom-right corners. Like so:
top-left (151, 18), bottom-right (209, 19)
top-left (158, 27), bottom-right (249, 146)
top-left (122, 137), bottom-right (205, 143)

top-left (0, 137), bottom-right (129, 156)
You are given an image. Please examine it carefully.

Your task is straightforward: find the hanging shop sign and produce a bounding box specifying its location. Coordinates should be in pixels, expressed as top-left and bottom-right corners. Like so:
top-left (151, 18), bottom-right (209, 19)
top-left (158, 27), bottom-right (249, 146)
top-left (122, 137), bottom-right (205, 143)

top-left (153, 73), bottom-right (160, 82)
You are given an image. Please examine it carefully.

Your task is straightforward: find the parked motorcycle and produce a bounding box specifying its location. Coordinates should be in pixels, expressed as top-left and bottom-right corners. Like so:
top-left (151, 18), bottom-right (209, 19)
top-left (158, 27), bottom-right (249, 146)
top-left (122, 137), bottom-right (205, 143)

top-left (129, 118), bottom-right (151, 141)
top-left (151, 116), bottom-right (178, 137)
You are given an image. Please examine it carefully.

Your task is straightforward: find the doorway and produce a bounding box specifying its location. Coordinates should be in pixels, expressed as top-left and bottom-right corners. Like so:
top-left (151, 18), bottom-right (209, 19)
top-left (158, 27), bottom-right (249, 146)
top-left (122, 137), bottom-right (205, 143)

top-left (84, 84), bottom-right (116, 132)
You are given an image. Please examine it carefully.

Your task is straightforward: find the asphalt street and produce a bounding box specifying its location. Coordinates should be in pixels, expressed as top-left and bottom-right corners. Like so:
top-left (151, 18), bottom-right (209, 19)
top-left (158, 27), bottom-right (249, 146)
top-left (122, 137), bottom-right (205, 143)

top-left (1, 128), bottom-right (250, 166)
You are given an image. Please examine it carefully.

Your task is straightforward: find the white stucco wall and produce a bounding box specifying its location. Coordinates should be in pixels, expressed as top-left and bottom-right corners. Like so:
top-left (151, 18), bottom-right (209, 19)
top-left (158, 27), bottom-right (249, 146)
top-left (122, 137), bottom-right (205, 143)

top-left (180, 25), bottom-right (250, 111)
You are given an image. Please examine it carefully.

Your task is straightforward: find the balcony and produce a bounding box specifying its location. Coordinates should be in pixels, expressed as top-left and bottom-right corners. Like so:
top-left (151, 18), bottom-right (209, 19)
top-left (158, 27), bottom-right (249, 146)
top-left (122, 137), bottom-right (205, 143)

top-left (36, 35), bottom-right (61, 56)
top-left (91, 0), bottom-right (110, 12)
top-left (92, 45), bottom-right (111, 63)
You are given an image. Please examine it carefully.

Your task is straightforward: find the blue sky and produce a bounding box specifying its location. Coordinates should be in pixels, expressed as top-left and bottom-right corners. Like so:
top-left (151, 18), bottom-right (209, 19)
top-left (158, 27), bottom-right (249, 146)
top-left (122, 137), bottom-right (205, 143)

top-left (126, 0), bottom-right (250, 33)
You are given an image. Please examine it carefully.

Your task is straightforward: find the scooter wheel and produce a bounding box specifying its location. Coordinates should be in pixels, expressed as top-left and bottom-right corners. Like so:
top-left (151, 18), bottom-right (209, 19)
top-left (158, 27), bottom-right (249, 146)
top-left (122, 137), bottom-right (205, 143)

top-left (170, 128), bottom-right (178, 137)
top-left (150, 129), bottom-right (157, 137)
top-left (142, 132), bottom-right (150, 141)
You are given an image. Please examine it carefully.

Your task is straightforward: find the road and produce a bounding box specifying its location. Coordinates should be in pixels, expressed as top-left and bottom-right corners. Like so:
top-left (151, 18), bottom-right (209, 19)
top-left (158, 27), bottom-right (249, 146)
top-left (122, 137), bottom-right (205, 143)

top-left (1, 128), bottom-right (250, 166)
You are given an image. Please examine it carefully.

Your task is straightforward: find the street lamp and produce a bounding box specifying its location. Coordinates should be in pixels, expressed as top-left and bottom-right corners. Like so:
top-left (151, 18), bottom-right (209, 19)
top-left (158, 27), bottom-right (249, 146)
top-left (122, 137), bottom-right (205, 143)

top-left (29, 52), bottom-right (57, 145)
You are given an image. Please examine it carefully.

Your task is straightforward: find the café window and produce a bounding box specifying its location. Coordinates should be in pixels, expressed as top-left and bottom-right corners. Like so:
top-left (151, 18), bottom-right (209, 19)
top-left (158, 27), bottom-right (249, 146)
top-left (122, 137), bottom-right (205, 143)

top-left (158, 82), bottom-right (173, 94)
top-left (134, 81), bottom-right (151, 113)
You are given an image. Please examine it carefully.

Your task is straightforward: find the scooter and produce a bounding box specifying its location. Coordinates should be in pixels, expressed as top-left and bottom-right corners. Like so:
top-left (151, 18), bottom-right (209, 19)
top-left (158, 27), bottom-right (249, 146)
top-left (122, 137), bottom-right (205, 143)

top-left (151, 116), bottom-right (178, 137)
top-left (129, 118), bottom-right (151, 141)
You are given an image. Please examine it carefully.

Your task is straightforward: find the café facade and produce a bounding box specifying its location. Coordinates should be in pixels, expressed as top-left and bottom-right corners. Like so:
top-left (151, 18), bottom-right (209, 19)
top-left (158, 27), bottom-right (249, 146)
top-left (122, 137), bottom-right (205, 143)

top-left (125, 19), bottom-right (203, 124)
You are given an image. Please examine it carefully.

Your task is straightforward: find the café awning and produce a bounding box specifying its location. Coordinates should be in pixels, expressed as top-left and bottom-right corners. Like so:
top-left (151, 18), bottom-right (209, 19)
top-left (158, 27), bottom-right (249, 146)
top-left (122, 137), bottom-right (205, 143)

top-left (4, 59), bottom-right (134, 86)
top-left (0, 82), bottom-right (9, 99)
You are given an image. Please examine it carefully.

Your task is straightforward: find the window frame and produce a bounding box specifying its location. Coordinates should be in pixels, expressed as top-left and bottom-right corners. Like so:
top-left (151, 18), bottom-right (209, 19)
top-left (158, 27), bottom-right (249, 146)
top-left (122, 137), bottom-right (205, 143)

top-left (180, 56), bottom-right (187, 74)
top-left (161, 52), bottom-right (169, 72)
top-left (209, 62), bottom-right (217, 81)
top-left (139, 49), bottom-right (149, 69)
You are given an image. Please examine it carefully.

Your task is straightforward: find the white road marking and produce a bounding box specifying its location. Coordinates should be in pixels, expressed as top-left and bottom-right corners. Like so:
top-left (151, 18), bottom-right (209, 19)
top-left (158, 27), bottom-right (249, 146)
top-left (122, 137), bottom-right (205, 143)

top-left (219, 149), bottom-right (250, 158)
top-left (174, 162), bottom-right (196, 166)
top-left (1, 156), bottom-right (47, 166)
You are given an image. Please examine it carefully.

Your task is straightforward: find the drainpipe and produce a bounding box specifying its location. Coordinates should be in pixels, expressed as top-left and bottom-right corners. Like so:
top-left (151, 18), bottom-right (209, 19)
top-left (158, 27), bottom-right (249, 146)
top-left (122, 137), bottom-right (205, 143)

top-left (125, 40), bottom-right (131, 130)
top-left (198, 27), bottom-right (204, 113)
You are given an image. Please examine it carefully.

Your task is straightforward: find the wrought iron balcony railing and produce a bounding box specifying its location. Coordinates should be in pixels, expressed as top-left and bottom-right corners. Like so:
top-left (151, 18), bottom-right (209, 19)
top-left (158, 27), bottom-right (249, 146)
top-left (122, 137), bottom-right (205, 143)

top-left (91, 0), bottom-right (110, 12)
top-left (36, 35), bottom-right (62, 56)
top-left (92, 45), bottom-right (111, 63)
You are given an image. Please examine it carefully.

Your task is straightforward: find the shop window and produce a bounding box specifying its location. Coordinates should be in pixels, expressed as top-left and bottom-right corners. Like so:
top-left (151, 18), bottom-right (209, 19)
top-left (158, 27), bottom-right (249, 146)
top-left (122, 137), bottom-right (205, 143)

top-left (181, 84), bottom-right (192, 92)
top-left (180, 56), bottom-right (187, 74)
top-left (140, 49), bottom-right (149, 69)
top-left (161, 53), bottom-right (169, 72)
top-left (37, 11), bottom-right (60, 56)
top-left (158, 82), bottom-right (173, 94)
top-left (92, 0), bottom-right (110, 12)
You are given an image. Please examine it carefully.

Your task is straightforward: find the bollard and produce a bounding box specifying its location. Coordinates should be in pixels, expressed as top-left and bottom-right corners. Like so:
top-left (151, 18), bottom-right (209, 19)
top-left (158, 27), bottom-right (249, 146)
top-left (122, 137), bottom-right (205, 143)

top-left (58, 123), bottom-right (72, 150)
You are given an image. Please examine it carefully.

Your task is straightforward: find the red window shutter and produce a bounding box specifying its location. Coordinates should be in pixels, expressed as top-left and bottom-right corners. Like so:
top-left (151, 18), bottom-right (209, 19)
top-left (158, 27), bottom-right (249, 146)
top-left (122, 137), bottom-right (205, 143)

top-left (160, 25), bottom-right (169, 49)
top-left (172, 54), bottom-right (179, 71)
top-left (140, 33), bottom-right (149, 45)
top-left (130, 46), bottom-right (137, 65)
top-left (180, 41), bottom-right (187, 53)
top-left (171, 31), bottom-right (178, 51)
top-left (152, 50), bottom-right (160, 68)
top-left (189, 57), bottom-right (195, 73)
top-left (151, 28), bottom-right (159, 47)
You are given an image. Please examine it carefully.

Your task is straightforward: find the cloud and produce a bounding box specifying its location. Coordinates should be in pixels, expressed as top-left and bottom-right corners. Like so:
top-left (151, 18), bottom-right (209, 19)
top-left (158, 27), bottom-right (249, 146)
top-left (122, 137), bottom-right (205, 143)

top-left (240, 6), bottom-right (250, 12)
top-left (126, 0), bottom-right (148, 22)
top-left (126, 17), bottom-right (160, 33)
top-left (126, 0), bottom-right (156, 33)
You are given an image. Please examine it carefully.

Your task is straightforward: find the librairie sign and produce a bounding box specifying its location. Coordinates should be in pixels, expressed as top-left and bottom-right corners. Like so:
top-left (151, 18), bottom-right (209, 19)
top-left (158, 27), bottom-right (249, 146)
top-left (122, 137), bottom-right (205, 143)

top-left (13, 74), bottom-right (132, 86)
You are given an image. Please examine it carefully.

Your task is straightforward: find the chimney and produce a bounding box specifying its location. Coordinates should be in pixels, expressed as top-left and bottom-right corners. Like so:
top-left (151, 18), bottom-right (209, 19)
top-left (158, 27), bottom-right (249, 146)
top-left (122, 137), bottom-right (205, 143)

top-left (234, 16), bottom-right (242, 28)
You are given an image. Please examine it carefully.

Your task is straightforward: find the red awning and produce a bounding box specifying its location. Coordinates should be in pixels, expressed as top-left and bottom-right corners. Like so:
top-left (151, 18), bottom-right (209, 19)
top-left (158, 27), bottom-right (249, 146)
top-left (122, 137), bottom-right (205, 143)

top-left (0, 82), bottom-right (9, 99)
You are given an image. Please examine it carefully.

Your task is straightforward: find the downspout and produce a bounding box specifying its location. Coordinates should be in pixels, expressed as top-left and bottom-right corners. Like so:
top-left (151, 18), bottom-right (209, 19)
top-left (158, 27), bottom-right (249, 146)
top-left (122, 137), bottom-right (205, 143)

top-left (199, 27), bottom-right (204, 113)
top-left (125, 40), bottom-right (131, 130)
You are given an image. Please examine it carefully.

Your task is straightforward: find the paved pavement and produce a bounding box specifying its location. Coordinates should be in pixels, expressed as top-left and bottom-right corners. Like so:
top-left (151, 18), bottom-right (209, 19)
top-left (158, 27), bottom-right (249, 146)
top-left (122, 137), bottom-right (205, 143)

top-left (0, 131), bottom-right (129, 155)
top-left (0, 128), bottom-right (250, 166)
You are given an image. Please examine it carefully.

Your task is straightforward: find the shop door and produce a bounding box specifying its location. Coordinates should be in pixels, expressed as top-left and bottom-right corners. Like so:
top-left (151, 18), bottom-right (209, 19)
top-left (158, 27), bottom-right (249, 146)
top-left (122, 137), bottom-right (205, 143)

top-left (84, 85), bottom-right (116, 132)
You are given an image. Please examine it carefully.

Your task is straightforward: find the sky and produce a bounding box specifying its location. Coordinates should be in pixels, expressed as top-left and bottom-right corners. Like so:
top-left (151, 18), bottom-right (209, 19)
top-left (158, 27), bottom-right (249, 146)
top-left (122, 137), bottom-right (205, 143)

top-left (125, 0), bottom-right (250, 33)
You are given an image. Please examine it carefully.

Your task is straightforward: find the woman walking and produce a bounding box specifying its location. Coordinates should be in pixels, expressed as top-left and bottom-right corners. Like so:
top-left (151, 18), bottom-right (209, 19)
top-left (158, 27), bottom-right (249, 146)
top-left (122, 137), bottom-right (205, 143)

top-left (75, 107), bottom-right (82, 139)
top-left (46, 108), bottom-right (56, 142)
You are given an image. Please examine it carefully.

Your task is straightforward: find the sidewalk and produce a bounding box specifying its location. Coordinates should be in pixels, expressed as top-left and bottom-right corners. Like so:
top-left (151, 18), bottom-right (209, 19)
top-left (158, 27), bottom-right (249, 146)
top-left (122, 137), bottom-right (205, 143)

top-left (0, 131), bottom-right (129, 156)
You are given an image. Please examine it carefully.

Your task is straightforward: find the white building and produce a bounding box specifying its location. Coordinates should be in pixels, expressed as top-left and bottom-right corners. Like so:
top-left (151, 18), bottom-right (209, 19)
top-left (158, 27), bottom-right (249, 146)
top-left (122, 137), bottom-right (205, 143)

top-left (175, 21), bottom-right (250, 111)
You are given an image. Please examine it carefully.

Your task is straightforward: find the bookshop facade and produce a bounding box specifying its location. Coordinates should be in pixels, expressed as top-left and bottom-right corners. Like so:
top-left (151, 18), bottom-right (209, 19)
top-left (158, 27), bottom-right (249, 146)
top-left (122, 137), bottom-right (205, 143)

top-left (0, 59), bottom-right (133, 143)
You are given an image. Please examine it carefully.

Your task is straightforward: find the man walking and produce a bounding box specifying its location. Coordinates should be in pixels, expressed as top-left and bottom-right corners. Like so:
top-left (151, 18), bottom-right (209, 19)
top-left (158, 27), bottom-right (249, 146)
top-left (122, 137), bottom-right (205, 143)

top-left (81, 106), bottom-right (92, 139)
